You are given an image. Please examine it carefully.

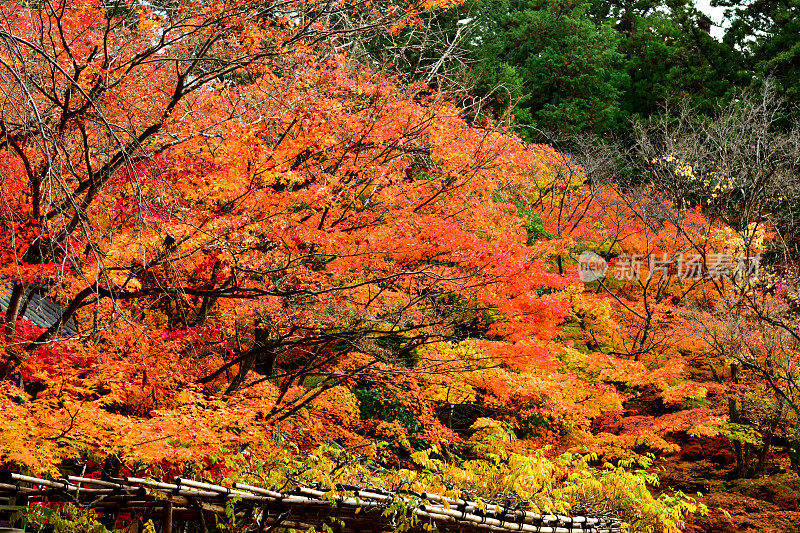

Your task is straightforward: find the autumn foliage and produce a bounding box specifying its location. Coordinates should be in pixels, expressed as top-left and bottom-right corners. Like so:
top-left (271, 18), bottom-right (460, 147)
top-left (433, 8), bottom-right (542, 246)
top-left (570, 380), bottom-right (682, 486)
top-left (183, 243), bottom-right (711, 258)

top-left (0, 1), bottom-right (798, 532)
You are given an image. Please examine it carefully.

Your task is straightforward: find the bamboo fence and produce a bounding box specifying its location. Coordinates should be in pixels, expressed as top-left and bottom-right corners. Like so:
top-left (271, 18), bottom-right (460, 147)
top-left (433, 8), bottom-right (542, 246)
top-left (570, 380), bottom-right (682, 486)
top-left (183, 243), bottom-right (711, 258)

top-left (0, 472), bottom-right (623, 533)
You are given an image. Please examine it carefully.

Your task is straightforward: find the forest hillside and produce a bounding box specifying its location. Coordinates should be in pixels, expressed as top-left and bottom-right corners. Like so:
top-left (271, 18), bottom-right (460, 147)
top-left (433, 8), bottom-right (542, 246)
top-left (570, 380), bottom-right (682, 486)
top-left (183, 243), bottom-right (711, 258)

top-left (1, 1), bottom-right (799, 532)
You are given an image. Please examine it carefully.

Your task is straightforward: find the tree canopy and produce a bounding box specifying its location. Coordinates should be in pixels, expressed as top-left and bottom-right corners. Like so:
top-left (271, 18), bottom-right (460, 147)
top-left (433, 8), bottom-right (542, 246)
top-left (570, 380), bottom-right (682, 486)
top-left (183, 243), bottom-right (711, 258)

top-left (2, 2), bottom-right (800, 533)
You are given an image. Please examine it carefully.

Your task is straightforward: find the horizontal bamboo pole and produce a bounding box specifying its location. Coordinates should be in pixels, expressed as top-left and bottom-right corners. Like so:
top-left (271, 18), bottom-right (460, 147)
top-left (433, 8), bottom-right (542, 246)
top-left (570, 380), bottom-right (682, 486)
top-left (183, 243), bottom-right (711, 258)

top-left (419, 491), bottom-right (469, 507)
top-left (126, 477), bottom-right (191, 494)
top-left (10, 473), bottom-right (71, 490)
top-left (297, 487), bottom-right (385, 508)
top-left (231, 481), bottom-right (284, 499)
top-left (67, 476), bottom-right (133, 490)
top-left (175, 477), bottom-right (257, 497)
top-left (340, 487), bottom-right (393, 501)
top-left (0, 482), bottom-right (35, 494)
top-left (173, 478), bottom-right (269, 503)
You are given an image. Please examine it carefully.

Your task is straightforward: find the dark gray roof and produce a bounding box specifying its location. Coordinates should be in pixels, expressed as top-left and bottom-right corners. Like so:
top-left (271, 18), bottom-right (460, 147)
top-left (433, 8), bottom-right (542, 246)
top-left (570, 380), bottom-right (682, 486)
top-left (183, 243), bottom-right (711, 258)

top-left (0, 280), bottom-right (78, 336)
